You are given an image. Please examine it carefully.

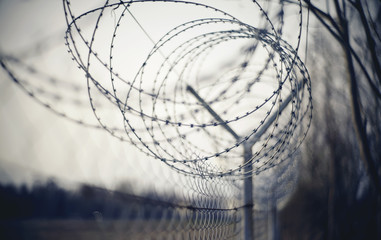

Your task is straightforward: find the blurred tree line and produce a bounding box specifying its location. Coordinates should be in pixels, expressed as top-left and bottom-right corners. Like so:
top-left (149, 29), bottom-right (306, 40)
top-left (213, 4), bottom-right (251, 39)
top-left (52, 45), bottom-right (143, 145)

top-left (279, 0), bottom-right (381, 239)
top-left (0, 180), bottom-right (179, 221)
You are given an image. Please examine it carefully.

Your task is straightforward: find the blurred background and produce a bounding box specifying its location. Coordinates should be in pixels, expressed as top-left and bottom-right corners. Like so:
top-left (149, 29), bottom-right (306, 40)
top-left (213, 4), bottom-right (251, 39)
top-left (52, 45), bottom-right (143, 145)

top-left (0, 0), bottom-right (380, 239)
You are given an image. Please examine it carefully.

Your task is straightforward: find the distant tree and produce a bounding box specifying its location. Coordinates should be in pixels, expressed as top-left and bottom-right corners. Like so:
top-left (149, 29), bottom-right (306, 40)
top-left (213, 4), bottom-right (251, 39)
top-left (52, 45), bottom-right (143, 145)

top-left (279, 0), bottom-right (381, 239)
top-left (301, 0), bottom-right (381, 195)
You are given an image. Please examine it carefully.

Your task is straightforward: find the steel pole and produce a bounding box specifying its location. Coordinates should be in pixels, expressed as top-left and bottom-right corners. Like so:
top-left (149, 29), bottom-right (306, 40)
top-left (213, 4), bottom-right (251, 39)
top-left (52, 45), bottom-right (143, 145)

top-left (243, 143), bottom-right (254, 240)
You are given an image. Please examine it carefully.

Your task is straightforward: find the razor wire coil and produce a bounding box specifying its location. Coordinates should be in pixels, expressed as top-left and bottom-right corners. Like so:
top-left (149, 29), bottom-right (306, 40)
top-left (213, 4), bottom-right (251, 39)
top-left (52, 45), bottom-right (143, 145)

top-left (0, 1), bottom-right (312, 238)
top-left (61, 0), bottom-right (312, 179)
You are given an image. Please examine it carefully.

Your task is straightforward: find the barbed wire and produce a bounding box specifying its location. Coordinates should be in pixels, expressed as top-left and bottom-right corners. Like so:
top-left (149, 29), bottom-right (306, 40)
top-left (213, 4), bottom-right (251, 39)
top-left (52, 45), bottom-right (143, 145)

top-left (61, 0), bottom-right (312, 179)
top-left (0, 1), bottom-right (312, 239)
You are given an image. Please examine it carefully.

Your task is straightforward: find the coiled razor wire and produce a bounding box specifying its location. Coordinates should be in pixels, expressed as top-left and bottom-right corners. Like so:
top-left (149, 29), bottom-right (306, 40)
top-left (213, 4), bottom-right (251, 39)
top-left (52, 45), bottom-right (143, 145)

top-left (0, 0), bottom-right (312, 179)
top-left (0, 1), bottom-right (312, 238)
top-left (61, 0), bottom-right (312, 179)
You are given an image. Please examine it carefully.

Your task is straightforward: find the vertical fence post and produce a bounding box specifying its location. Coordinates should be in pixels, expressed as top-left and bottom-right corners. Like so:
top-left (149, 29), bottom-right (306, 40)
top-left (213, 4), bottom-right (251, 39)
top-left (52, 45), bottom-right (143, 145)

top-left (186, 83), bottom-right (300, 239)
top-left (243, 143), bottom-right (254, 240)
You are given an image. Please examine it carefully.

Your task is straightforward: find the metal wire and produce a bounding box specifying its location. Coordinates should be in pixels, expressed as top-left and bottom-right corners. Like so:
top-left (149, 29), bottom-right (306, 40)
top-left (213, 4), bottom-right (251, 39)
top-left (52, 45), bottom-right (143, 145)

top-left (59, 0), bottom-right (313, 179)
top-left (0, 1), bottom-right (312, 239)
